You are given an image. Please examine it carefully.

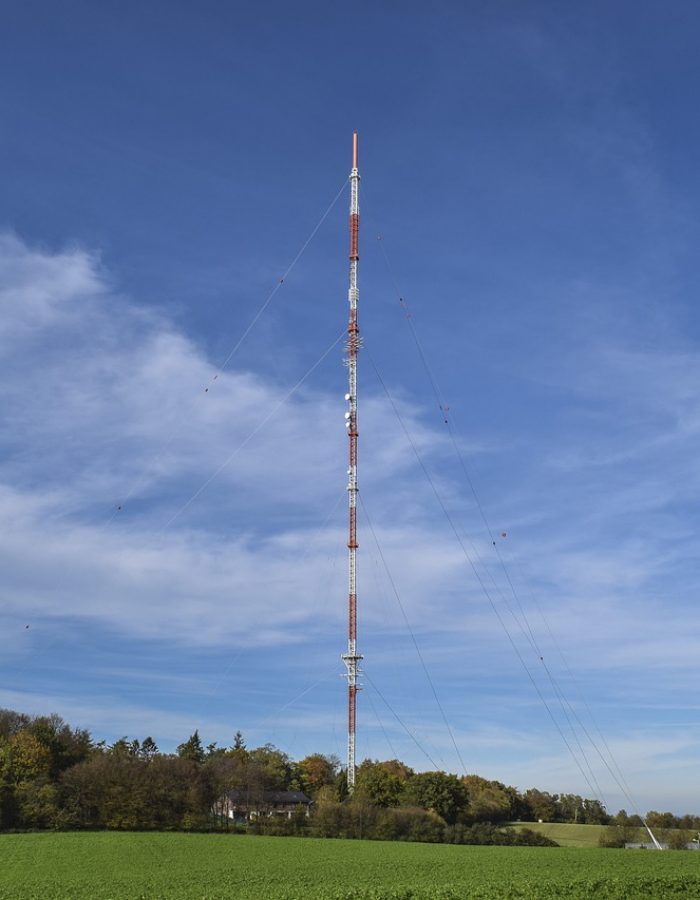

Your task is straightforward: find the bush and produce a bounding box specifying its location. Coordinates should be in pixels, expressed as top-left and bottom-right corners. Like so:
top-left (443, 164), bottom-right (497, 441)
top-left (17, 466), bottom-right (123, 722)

top-left (308, 801), bottom-right (445, 843)
top-left (599, 824), bottom-right (636, 848)
top-left (667, 829), bottom-right (694, 850)
top-left (513, 827), bottom-right (559, 846)
top-left (444, 823), bottom-right (558, 847)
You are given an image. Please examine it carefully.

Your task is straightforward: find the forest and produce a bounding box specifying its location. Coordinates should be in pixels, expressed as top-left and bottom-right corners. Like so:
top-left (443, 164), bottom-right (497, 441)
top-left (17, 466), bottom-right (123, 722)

top-left (1, 708), bottom-right (696, 846)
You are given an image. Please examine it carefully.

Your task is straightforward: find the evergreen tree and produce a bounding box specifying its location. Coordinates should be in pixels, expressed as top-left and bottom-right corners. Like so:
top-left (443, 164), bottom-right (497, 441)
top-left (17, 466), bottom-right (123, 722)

top-left (177, 730), bottom-right (205, 764)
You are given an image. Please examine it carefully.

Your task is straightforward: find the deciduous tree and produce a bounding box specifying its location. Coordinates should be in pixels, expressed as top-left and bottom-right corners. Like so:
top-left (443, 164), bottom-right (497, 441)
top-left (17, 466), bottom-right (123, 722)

top-left (403, 771), bottom-right (467, 825)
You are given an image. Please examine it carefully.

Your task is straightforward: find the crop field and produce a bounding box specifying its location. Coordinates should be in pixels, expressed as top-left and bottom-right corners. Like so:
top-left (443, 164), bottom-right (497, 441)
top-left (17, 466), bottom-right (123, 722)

top-left (1, 832), bottom-right (699, 899)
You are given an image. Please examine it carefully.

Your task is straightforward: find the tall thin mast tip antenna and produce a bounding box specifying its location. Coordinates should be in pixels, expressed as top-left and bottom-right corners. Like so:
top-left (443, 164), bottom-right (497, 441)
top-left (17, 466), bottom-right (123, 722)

top-left (352, 132), bottom-right (359, 169)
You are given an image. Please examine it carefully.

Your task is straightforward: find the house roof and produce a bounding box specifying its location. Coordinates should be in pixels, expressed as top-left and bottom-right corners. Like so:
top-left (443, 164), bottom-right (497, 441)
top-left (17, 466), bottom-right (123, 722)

top-left (225, 790), bottom-right (312, 805)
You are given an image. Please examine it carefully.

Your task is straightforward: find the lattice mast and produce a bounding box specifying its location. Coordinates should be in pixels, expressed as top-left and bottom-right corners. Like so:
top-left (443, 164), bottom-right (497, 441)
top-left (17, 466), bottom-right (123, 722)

top-left (342, 131), bottom-right (363, 792)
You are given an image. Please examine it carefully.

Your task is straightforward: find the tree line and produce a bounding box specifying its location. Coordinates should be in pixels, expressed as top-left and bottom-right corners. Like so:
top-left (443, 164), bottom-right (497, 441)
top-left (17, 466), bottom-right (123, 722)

top-left (1, 708), bottom-right (696, 846)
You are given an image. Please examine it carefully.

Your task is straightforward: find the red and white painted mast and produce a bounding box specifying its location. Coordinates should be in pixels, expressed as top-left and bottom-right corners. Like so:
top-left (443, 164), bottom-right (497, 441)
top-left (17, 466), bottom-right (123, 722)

top-left (342, 131), bottom-right (362, 792)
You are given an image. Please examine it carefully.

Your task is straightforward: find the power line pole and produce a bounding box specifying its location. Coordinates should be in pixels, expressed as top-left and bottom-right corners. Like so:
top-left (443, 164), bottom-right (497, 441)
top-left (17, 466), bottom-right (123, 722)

top-left (342, 131), bottom-right (362, 792)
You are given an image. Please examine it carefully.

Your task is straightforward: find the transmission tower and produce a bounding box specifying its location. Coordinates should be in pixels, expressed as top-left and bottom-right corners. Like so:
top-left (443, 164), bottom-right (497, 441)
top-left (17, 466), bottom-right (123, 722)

top-left (341, 132), bottom-right (363, 792)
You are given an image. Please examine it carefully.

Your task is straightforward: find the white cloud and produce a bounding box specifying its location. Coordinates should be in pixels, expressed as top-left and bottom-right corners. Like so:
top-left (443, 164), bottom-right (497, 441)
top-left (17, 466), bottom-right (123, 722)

top-left (0, 233), bottom-right (471, 650)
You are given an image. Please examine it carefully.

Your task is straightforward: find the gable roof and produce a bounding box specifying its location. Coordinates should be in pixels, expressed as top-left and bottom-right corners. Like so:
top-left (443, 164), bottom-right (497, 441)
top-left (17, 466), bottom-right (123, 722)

top-left (224, 789), bottom-right (312, 805)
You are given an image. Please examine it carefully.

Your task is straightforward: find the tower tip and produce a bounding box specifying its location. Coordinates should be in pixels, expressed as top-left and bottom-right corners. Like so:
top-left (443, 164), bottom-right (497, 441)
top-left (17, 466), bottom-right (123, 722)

top-left (352, 132), bottom-right (358, 169)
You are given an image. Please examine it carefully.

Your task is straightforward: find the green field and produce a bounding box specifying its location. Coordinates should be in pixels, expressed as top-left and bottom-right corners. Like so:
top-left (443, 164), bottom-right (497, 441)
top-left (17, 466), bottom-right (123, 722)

top-left (509, 820), bottom-right (692, 849)
top-left (509, 821), bottom-right (634, 848)
top-left (1, 832), bottom-right (699, 899)
top-left (510, 821), bottom-right (607, 848)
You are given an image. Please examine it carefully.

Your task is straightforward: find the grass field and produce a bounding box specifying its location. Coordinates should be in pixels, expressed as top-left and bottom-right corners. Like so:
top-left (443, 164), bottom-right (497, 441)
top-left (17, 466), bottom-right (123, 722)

top-left (509, 821), bottom-right (631, 848)
top-left (1, 832), bottom-right (700, 899)
top-left (509, 820), bottom-right (693, 848)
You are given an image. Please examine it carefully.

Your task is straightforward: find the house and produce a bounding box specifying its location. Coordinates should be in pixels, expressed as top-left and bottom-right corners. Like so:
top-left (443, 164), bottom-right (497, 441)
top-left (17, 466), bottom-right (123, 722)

top-left (214, 789), bottom-right (313, 822)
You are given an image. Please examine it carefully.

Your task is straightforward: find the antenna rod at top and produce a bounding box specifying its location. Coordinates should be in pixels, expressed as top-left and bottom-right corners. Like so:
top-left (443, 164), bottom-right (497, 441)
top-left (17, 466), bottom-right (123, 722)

top-left (352, 131), bottom-right (358, 169)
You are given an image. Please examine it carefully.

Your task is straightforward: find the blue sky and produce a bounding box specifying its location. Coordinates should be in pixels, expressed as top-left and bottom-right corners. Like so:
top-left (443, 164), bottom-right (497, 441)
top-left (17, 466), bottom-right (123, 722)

top-left (1, 1), bottom-right (700, 814)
